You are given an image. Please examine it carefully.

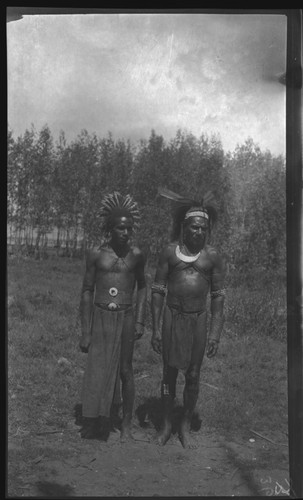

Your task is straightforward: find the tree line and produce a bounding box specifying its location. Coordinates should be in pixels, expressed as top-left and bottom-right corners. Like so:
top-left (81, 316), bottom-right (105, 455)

top-left (7, 124), bottom-right (286, 283)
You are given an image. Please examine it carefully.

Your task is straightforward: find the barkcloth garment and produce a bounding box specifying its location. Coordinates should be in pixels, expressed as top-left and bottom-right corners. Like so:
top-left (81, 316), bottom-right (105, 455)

top-left (81, 305), bottom-right (134, 418)
top-left (162, 305), bottom-right (207, 372)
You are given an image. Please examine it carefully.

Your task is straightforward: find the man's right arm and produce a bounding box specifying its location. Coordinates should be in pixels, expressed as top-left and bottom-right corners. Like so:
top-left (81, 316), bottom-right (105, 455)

top-left (151, 246), bottom-right (169, 354)
top-left (79, 251), bottom-right (97, 352)
top-left (207, 250), bottom-right (226, 358)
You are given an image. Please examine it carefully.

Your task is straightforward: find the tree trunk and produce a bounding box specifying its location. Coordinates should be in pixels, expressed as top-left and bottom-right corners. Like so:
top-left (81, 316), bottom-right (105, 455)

top-left (56, 227), bottom-right (61, 256)
top-left (82, 234), bottom-right (87, 261)
top-left (35, 228), bottom-right (41, 259)
top-left (65, 228), bottom-right (70, 257)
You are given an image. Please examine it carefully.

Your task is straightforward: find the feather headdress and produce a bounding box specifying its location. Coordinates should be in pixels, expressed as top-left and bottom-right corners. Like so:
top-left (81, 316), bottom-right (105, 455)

top-left (99, 191), bottom-right (140, 237)
top-left (157, 187), bottom-right (217, 208)
top-left (157, 187), bottom-right (218, 241)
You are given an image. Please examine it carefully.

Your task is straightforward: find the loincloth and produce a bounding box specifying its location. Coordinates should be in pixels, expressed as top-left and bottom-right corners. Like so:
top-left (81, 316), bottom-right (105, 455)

top-left (163, 300), bottom-right (207, 372)
top-left (81, 304), bottom-right (134, 418)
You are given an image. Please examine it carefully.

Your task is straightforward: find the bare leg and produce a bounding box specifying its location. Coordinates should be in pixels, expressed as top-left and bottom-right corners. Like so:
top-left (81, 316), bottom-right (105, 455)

top-left (156, 365), bottom-right (178, 446)
top-left (179, 366), bottom-right (200, 449)
top-left (110, 402), bottom-right (122, 431)
top-left (157, 306), bottom-right (178, 446)
top-left (180, 314), bottom-right (207, 449)
top-left (120, 366), bottom-right (135, 442)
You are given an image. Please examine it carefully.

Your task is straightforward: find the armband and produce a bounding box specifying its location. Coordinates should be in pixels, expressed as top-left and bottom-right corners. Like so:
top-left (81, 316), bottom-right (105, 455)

top-left (151, 282), bottom-right (167, 296)
top-left (210, 289), bottom-right (226, 299)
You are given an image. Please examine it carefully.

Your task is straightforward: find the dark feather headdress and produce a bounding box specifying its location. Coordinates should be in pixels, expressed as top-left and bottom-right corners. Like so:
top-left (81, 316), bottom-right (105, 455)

top-left (158, 187), bottom-right (218, 241)
top-left (99, 191), bottom-right (140, 237)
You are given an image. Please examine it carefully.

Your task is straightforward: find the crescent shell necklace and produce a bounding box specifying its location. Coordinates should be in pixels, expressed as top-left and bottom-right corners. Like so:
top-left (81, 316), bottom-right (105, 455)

top-left (175, 244), bottom-right (201, 263)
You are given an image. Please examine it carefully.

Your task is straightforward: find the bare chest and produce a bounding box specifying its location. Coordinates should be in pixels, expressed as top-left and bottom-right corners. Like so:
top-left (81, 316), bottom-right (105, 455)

top-left (96, 251), bottom-right (136, 274)
top-left (169, 251), bottom-right (212, 277)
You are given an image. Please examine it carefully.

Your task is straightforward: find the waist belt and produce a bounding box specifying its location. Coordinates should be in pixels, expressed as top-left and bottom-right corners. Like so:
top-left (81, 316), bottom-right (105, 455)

top-left (94, 287), bottom-right (133, 308)
top-left (94, 302), bottom-right (133, 311)
top-left (166, 293), bottom-right (206, 314)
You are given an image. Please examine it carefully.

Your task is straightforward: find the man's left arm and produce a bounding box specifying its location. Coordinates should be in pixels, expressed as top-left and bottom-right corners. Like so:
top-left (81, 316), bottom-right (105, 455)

top-left (134, 251), bottom-right (147, 340)
top-left (207, 252), bottom-right (226, 358)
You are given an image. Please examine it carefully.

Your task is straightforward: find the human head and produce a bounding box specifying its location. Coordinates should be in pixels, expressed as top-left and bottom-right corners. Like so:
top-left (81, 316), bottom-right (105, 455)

top-left (99, 192), bottom-right (140, 240)
top-left (109, 215), bottom-right (134, 247)
top-left (171, 203), bottom-right (217, 243)
top-left (182, 214), bottom-right (209, 251)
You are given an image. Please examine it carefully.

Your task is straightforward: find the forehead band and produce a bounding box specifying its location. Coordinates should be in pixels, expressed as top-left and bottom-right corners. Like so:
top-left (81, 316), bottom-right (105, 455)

top-left (184, 210), bottom-right (209, 220)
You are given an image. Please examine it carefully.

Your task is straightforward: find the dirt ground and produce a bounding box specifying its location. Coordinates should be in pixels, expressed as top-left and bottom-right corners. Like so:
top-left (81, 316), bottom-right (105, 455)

top-left (7, 258), bottom-right (290, 497)
top-left (8, 407), bottom-right (290, 498)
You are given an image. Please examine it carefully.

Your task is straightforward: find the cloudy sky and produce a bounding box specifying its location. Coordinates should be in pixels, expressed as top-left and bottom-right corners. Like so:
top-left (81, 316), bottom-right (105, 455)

top-left (7, 12), bottom-right (287, 155)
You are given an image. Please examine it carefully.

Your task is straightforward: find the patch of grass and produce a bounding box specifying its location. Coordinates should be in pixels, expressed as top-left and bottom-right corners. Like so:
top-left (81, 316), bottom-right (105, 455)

top-left (224, 284), bottom-right (286, 341)
top-left (7, 255), bottom-right (288, 493)
top-left (197, 333), bottom-right (287, 440)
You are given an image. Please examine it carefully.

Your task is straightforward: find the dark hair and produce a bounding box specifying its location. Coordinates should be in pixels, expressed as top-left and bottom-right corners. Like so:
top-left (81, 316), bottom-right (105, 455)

top-left (100, 192), bottom-right (140, 238)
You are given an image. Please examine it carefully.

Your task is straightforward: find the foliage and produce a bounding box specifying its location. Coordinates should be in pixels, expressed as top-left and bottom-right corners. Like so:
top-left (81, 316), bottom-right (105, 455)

top-left (7, 126), bottom-right (286, 279)
top-left (7, 126), bottom-right (36, 238)
top-left (31, 125), bottom-right (55, 240)
top-left (224, 139), bottom-right (286, 281)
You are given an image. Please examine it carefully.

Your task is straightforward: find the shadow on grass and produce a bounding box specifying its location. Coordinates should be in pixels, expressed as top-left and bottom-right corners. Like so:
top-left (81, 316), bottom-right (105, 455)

top-left (73, 403), bottom-right (122, 442)
top-left (135, 397), bottom-right (202, 434)
top-left (224, 444), bottom-right (265, 497)
top-left (35, 480), bottom-right (74, 497)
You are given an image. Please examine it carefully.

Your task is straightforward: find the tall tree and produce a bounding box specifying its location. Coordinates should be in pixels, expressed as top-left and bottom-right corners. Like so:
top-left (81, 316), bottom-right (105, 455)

top-left (7, 127), bottom-right (17, 238)
top-left (130, 130), bottom-right (171, 258)
top-left (31, 125), bottom-right (55, 250)
top-left (225, 139), bottom-right (286, 278)
top-left (8, 126), bottom-right (37, 246)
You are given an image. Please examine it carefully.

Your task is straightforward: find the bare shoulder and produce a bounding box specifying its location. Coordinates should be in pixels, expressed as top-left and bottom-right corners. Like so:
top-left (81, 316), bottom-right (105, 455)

top-left (85, 248), bottom-right (101, 265)
top-left (154, 242), bottom-right (175, 264)
top-left (204, 244), bottom-right (219, 259)
top-left (131, 245), bottom-right (144, 256)
top-left (162, 242), bottom-right (177, 257)
top-left (204, 245), bottom-right (226, 270)
top-left (130, 245), bottom-right (146, 262)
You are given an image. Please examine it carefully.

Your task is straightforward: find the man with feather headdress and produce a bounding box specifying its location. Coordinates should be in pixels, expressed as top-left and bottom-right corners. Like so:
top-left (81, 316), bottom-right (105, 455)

top-left (151, 188), bottom-right (226, 449)
top-left (79, 192), bottom-right (147, 442)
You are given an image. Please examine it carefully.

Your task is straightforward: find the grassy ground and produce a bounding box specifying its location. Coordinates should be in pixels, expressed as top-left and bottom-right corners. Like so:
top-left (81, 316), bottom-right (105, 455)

top-left (7, 255), bottom-right (288, 496)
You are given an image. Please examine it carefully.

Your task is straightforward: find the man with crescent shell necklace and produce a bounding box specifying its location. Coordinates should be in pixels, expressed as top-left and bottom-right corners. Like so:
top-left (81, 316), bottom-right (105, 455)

top-left (151, 188), bottom-right (226, 449)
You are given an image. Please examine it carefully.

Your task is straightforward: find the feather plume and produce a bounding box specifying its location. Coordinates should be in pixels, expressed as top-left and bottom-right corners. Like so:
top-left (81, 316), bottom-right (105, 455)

top-left (99, 192), bottom-right (141, 230)
top-left (157, 187), bottom-right (196, 206)
top-left (159, 186), bottom-right (218, 241)
top-left (201, 190), bottom-right (216, 207)
top-left (158, 186), bottom-right (217, 209)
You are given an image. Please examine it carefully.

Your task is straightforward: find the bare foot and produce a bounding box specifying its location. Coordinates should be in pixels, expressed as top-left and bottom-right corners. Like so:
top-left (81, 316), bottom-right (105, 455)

top-left (179, 422), bottom-right (198, 449)
top-left (155, 422), bottom-right (172, 446)
top-left (120, 425), bottom-right (134, 443)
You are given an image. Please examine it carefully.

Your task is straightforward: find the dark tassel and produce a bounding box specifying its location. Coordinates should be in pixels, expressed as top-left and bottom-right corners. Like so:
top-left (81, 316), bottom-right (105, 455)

top-left (158, 186), bottom-right (217, 211)
top-left (157, 187), bottom-right (196, 206)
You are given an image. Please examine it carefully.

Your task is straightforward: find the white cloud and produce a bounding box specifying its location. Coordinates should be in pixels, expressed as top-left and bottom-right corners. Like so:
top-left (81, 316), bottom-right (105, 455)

top-left (7, 13), bottom-right (286, 155)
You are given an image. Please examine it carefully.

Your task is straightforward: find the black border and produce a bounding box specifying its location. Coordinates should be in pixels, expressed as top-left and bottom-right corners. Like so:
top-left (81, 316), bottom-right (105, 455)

top-left (6, 7), bottom-right (303, 499)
